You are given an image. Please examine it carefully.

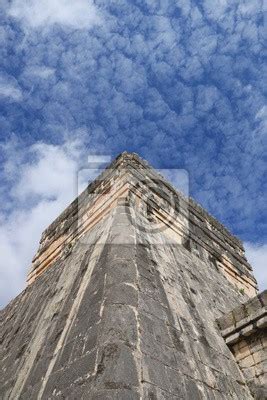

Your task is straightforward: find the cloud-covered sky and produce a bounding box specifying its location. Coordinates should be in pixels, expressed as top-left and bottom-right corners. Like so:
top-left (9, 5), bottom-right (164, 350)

top-left (0, 0), bottom-right (266, 307)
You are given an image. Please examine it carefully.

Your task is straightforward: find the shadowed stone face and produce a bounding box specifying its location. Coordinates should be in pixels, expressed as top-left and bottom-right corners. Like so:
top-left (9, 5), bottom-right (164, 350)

top-left (0, 153), bottom-right (263, 399)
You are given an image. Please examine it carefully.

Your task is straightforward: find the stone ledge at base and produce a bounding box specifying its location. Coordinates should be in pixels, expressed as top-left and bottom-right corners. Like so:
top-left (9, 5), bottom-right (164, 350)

top-left (217, 290), bottom-right (267, 399)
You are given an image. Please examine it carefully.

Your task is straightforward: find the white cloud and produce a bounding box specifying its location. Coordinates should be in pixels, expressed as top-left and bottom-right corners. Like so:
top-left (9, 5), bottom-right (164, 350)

top-left (8, 0), bottom-right (101, 30)
top-left (13, 143), bottom-right (77, 201)
top-left (0, 76), bottom-right (22, 101)
top-left (203, 0), bottom-right (228, 21)
top-left (0, 136), bottom-right (92, 308)
top-left (27, 66), bottom-right (55, 79)
top-left (244, 242), bottom-right (267, 292)
top-left (0, 201), bottom-right (67, 305)
top-left (238, 0), bottom-right (262, 17)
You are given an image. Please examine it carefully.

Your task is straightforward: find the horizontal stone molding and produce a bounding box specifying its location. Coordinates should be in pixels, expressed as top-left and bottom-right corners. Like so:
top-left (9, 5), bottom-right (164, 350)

top-left (218, 291), bottom-right (267, 399)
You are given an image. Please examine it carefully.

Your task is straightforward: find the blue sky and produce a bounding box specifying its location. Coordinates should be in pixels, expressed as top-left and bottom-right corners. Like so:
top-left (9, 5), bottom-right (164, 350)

top-left (0, 0), bottom-right (266, 307)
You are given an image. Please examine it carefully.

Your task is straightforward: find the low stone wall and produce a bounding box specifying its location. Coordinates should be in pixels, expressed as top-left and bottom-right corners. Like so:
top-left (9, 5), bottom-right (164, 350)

top-left (217, 290), bottom-right (267, 399)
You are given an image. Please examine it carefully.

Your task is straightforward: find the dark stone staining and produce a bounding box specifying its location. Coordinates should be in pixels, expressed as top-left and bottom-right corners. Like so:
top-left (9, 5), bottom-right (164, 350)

top-left (15, 343), bottom-right (27, 360)
top-left (168, 325), bottom-right (186, 354)
top-left (97, 343), bottom-right (118, 375)
top-left (95, 343), bottom-right (138, 389)
top-left (249, 382), bottom-right (267, 400)
top-left (207, 251), bottom-right (223, 271)
top-left (182, 237), bottom-right (191, 252)
top-left (190, 287), bottom-right (197, 295)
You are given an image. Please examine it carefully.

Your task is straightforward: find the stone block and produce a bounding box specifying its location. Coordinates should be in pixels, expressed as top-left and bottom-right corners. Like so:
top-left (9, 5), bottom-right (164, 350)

top-left (70, 337), bottom-right (86, 361)
top-left (226, 332), bottom-right (240, 345)
top-left (75, 300), bottom-right (102, 333)
top-left (139, 312), bottom-right (173, 348)
top-left (109, 226), bottom-right (136, 245)
top-left (143, 382), bottom-right (181, 400)
top-left (184, 376), bottom-right (203, 400)
top-left (137, 260), bottom-right (155, 281)
top-left (235, 344), bottom-right (251, 361)
top-left (106, 244), bottom-right (136, 261)
top-left (252, 350), bottom-right (265, 364)
top-left (165, 367), bottom-right (186, 397)
top-left (139, 292), bottom-right (168, 321)
top-left (246, 297), bottom-right (262, 315)
top-left (140, 332), bottom-right (177, 368)
top-left (239, 355), bottom-right (255, 368)
top-left (242, 366), bottom-right (256, 382)
top-left (241, 324), bottom-right (256, 337)
top-left (100, 304), bottom-right (138, 347)
top-left (233, 304), bottom-right (246, 324)
top-left (105, 283), bottom-right (138, 308)
top-left (113, 205), bottom-right (132, 217)
top-left (261, 335), bottom-right (267, 349)
top-left (142, 355), bottom-right (170, 392)
top-left (95, 343), bottom-right (139, 389)
top-left (138, 275), bottom-right (159, 300)
top-left (256, 316), bottom-right (267, 329)
top-left (83, 324), bottom-right (99, 354)
top-left (217, 312), bottom-right (235, 331)
top-left (42, 350), bottom-right (97, 397)
top-left (259, 290), bottom-right (267, 306)
top-left (90, 389), bottom-right (140, 400)
top-left (105, 260), bottom-right (137, 287)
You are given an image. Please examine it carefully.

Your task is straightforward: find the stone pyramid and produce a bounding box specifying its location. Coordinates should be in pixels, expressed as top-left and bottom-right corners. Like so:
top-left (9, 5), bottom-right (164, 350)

top-left (0, 152), bottom-right (266, 399)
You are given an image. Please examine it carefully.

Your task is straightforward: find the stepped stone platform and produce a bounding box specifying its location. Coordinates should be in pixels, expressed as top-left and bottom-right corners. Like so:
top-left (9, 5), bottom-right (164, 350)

top-left (0, 152), bottom-right (265, 399)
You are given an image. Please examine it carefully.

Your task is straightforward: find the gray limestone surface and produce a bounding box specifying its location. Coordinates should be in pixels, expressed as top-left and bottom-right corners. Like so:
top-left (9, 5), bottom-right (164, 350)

top-left (0, 201), bottom-right (256, 399)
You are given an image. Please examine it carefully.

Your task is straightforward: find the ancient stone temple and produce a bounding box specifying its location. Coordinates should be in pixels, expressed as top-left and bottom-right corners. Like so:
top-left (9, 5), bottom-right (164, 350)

top-left (0, 152), bottom-right (266, 399)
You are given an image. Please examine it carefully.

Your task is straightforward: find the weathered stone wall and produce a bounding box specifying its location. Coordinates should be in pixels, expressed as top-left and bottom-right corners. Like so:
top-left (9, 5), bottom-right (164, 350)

top-left (217, 291), bottom-right (267, 399)
top-left (132, 199), bottom-right (254, 399)
top-left (0, 152), bottom-right (262, 399)
top-left (0, 213), bottom-right (109, 399)
top-left (0, 199), bottom-right (256, 399)
top-left (27, 152), bottom-right (258, 297)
